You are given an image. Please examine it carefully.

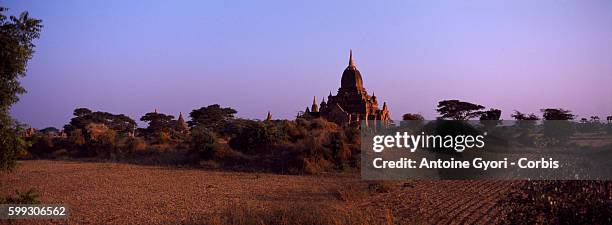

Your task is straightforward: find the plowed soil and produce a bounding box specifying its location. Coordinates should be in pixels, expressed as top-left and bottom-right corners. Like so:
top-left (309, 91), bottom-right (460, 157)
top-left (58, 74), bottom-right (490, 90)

top-left (1, 160), bottom-right (517, 224)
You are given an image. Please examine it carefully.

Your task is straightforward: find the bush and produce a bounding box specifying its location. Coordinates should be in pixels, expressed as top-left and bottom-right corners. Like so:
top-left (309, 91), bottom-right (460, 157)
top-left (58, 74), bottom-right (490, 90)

top-left (191, 126), bottom-right (219, 160)
top-left (329, 131), bottom-right (351, 164)
top-left (125, 137), bottom-right (147, 152)
top-left (158, 131), bottom-right (171, 144)
top-left (29, 135), bottom-right (56, 157)
top-left (87, 128), bottom-right (118, 158)
top-left (1, 188), bottom-right (41, 204)
top-left (68, 128), bottom-right (86, 146)
top-left (498, 181), bottom-right (612, 224)
top-left (229, 121), bottom-right (285, 154)
top-left (367, 181), bottom-right (395, 194)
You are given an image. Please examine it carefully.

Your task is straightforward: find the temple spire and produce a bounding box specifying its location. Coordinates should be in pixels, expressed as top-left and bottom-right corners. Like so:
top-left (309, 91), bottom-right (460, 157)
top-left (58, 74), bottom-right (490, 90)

top-left (349, 49), bottom-right (356, 67)
top-left (311, 96), bottom-right (319, 112)
top-left (177, 112), bottom-right (188, 133)
top-left (266, 111), bottom-right (272, 121)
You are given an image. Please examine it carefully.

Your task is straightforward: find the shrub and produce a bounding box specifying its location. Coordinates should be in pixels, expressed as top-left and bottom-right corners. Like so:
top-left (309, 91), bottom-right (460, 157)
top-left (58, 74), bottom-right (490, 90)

top-left (51, 149), bottom-right (70, 159)
top-left (87, 128), bottom-right (118, 158)
top-left (328, 131), bottom-right (351, 164)
top-left (29, 135), bottom-right (56, 157)
top-left (158, 131), bottom-right (171, 144)
top-left (125, 137), bottom-right (147, 152)
top-left (310, 118), bottom-right (338, 130)
top-left (229, 121), bottom-right (285, 154)
top-left (367, 181), bottom-right (395, 194)
top-left (68, 129), bottom-right (86, 146)
top-left (498, 181), bottom-right (612, 224)
top-left (190, 126), bottom-right (219, 160)
top-left (1, 188), bottom-right (41, 204)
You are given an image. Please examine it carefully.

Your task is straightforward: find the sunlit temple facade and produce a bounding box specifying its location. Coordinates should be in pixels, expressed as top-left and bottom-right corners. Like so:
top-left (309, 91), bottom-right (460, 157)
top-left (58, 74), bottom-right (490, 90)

top-left (301, 50), bottom-right (390, 127)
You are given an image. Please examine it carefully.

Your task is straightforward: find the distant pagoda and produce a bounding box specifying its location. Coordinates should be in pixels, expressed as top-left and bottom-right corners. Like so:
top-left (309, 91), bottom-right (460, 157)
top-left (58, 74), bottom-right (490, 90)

top-left (301, 50), bottom-right (390, 127)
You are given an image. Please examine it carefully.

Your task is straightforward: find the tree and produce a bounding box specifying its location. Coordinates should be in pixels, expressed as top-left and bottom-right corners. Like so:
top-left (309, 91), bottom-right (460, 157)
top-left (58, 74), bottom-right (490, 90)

top-left (188, 104), bottom-right (237, 133)
top-left (541, 108), bottom-right (575, 121)
top-left (64, 108), bottom-right (136, 136)
top-left (480, 108), bottom-right (502, 129)
top-left (511, 111), bottom-right (539, 121)
top-left (402, 113), bottom-right (424, 121)
top-left (39, 127), bottom-right (60, 135)
top-left (140, 112), bottom-right (175, 134)
top-left (436, 100), bottom-right (485, 120)
top-left (0, 7), bottom-right (42, 171)
top-left (228, 120), bottom-right (283, 154)
top-left (541, 108), bottom-right (575, 143)
top-left (401, 113), bottom-right (425, 129)
top-left (190, 125), bottom-right (218, 159)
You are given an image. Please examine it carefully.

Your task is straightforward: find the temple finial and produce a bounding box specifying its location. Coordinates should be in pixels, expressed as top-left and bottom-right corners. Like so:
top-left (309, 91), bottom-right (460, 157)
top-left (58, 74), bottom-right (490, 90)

top-left (349, 49), bottom-right (356, 67)
top-left (311, 96), bottom-right (319, 112)
top-left (266, 111), bottom-right (272, 121)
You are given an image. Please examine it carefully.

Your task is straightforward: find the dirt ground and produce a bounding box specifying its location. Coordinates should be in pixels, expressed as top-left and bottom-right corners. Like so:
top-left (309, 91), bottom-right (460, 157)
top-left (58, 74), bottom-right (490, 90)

top-left (1, 160), bottom-right (517, 224)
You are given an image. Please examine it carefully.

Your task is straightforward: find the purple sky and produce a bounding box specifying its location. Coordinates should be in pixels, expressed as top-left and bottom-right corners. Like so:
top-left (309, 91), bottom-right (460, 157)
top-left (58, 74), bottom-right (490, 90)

top-left (6, 0), bottom-right (612, 128)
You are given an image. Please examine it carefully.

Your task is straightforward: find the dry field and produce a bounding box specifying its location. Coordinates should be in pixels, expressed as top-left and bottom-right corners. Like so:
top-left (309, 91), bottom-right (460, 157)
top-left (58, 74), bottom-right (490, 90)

top-left (1, 160), bottom-right (517, 224)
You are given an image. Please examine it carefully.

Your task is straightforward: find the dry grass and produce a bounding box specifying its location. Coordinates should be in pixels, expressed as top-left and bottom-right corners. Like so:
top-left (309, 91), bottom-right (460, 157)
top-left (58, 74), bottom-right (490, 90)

top-left (205, 202), bottom-right (386, 225)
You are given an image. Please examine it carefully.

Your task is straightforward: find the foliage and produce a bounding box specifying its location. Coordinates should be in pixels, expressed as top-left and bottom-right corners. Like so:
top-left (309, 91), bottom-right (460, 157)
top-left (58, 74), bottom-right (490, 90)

top-left (228, 120), bottom-right (285, 154)
top-left (367, 181), bottom-right (394, 194)
top-left (0, 119), bottom-right (29, 170)
top-left (188, 104), bottom-right (237, 134)
top-left (1, 188), bottom-right (41, 204)
top-left (68, 129), bottom-right (86, 146)
top-left (39, 126), bottom-right (60, 135)
top-left (402, 113), bottom-right (424, 121)
top-left (541, 108), bottom-right (575, 143)
top-left (190, 125), bottom-right (219, 159)
top-left (511, 111), bottom-right (539, 121)
top-left (436, 100), bottom-right (485, 120)
top-left (511, 111), bottom-right (539, 130)
top-left (79, 125), bottom-right (118, 158)
top-left (328, 131), bottom-right (351, 164)
top-left (140, 112), bottom-right (175, 137)
top-left (64, 107), bottom-right (136, 136)
top-left (541, 108), bottom-right (575, 121)
top-left (479, 108), bottom-right (502, 129)
top-left (28, 134), bottom-right (55, 156)
top-left (0, 7), bottom-right (42, 171)
top-left (498, 181), bottom-right (612, 225)
top-left (125, 137), bottom-right (147, 152)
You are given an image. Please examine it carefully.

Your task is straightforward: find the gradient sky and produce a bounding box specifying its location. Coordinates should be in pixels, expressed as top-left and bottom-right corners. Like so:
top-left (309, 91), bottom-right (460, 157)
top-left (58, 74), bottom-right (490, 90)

top-left (5, 0), bottom-right (612, 128)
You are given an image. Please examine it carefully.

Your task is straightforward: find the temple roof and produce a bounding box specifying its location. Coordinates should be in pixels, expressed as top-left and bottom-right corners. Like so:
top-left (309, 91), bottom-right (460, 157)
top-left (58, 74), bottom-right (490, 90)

top-left (340, 50), bottom-right (365, 92)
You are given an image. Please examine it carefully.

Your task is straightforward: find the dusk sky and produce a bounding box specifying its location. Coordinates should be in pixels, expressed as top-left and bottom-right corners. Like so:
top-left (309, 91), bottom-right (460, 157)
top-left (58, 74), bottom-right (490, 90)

top-left (5, 0), bottom-right (612, 128)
